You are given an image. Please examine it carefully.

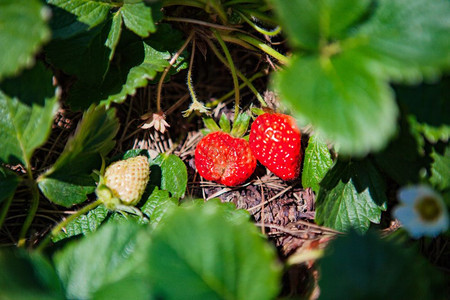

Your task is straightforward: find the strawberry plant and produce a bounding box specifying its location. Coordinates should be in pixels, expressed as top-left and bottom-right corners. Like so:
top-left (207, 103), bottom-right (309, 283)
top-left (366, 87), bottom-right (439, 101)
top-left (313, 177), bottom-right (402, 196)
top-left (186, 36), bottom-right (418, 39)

top-left (0, 0), bottom-right (449, 299)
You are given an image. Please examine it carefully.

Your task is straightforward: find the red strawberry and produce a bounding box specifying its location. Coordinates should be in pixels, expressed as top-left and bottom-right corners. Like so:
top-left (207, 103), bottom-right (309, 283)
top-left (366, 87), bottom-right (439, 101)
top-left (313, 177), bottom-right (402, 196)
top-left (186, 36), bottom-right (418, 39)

top-left (195, 131), bottom-right (257, 186)
top-left (249, 113), bottom-right (302, 180)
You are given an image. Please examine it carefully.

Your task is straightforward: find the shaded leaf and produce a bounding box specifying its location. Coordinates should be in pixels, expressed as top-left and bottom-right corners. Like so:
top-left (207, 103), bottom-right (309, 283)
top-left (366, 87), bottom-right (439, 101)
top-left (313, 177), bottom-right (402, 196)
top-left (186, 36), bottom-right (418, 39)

top-left (38, 106), bottom-right (119, 207)
top-left (319, 231), bottom-right (445, 300)
top-left (148, 200), bottom-right (281, 300)
top-left (0, 62), bottom-right (58, 166)
top-left (374, 114), bottom-right (430, 185)
top-left (271, 0), bottom-right (371, 50)
top-left (275, 53), bottom-right (397, 156)
top-left (151, 153), bottom-right (187, 199)
top-left (0, 0), bottom-right (50, 79)
top-left (353, 0), bottom-right (450, 83)
top-left (0, 166), bottom-right (20, 205)
top-left (0, 250), bottom-right (64, 300)
top-left (430, 146), bottom-right (450, 191)
top-left (302, 134), bottom-right (333, 193)
top-left (105, 11), bottom-right (123, 61)
top-left (52, 205), bottom-right (109, 242)
top-left (54, 221), bottom-right (151, 299)
top-left (315, 159), bottom-right (387, 233)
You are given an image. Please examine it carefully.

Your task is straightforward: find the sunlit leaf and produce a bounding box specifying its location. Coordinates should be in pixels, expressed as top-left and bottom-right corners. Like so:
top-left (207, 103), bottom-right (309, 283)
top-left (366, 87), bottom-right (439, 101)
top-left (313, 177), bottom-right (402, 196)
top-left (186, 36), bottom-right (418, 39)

top-left (151, 153), bottom-right (187, 199)
top-left (52, 205), bottom-right (109, 242)
top-left (315, 159), bottom-right (387, 233)
top-left (302, 134), bottom-right (333, 193)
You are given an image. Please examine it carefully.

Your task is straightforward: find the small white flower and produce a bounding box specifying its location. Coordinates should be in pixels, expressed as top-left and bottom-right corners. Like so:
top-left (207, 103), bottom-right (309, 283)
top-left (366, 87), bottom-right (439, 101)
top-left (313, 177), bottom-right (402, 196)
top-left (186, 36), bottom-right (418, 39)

top-left (393, 185), bottom-right (449, 238)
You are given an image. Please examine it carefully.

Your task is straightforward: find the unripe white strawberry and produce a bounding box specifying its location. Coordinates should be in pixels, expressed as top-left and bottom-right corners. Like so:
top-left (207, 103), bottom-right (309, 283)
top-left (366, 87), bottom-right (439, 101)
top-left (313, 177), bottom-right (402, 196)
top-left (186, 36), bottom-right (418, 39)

top-left (98, 156), bottom-right (150, 207)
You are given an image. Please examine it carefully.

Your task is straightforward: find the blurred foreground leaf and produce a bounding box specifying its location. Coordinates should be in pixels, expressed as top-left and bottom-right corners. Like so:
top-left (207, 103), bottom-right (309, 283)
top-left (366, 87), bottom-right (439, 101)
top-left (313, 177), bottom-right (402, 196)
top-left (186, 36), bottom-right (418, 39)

top-left (276, 54), bottom-right (397, 155)
top-left (0, 0), bottom-right (50, 79)
top-left (315, 159), bottom-right (387, 233)
top-left (430, 146), bottom-right (450, 191)
top-left (0, 167), bottom-right (20, 205)
top-left (0, 250), bottom-right (64, 300)
top-left (38, 106), bottom-right (119, 207)
top-left (148, 200), bottom-right (281, 300)
top-left (318, 231), bottom-right (445, 299)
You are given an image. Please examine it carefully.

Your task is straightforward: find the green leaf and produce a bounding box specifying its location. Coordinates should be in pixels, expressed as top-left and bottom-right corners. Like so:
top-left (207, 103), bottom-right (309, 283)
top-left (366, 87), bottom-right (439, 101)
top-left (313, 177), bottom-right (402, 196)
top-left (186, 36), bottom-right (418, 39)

top-left (230, 112), bottom-right (251, 138)
top-left (54, 221), bottom-right (151, 299)
top-left (52, 205), bottom-right (109, 242)
top-left (353, 0), bottom-right (450, 83)
top-left (275, 54), bottom-right (397, 156)
top-left (0, 167), bottom-right (20, 205)
top-left (271, 0), bottom-right (371, 50)
top-left (48, 0), bottom-right (111, 28)
top-left (0, 62), bottom-right (58, 166)
top-left (38, 105), bottom-right (119, 207)
top-left (0, 249), bottom-right (64, 300)
top-left (92, 275), bottom-right (153, 300)
top-left (315, 159), bottom-right (387, 233)
top-left (121, 2), bottom-right (156, 37)
top-left (141, 187), bottom-right (179, 228)
top-left (0, 0), bottom-right (50, 79)
top-left (148, 200), bottom-right (281, 300)
top-left (219, 113), bottom-right (231, 133)
top-left (318, 231), bottom-right (446, 300)
top-left (105, 11), bottom-right (123, 61)
top-left (374, 114), bottom-right (430, 185)
top-left (301, 134), bottom-right (333, 193)
top-left (151, 153), bottom-right (187, 199)
top-left (45, 22), bottom-right (111, 89)
top-left (430, 146), bottom-right (450, 191)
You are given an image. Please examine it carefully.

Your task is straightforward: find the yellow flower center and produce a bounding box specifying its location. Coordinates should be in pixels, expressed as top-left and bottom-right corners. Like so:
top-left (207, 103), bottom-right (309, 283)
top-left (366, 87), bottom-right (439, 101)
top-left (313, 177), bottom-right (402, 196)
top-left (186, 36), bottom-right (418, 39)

top-left (414, 196), bottom-right (442, 222)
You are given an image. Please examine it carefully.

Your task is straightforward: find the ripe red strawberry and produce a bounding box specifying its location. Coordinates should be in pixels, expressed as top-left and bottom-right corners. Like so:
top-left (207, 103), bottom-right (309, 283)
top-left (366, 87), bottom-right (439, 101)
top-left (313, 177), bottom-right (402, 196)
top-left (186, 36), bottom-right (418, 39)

top-left (249, 113), bottom-right (302, 180)
top-left (195, 131), bottom-right (257, 186)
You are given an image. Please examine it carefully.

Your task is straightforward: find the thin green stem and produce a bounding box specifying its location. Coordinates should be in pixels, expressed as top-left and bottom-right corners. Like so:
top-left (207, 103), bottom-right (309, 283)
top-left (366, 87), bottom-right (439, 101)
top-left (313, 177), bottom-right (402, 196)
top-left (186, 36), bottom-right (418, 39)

top-left (206, 39), bottom-right (266, 106)
top-left (0, 194), bottom-right (14, 231)
top-left (17, 173), bottom-right (39, 248)
top-left (209, 72), bottom-right (266, 107)
top-left (204, 0), bottom-right (228, 24)
top-left (233, 33), bottom-right (289, 64)
top-left (156, 30), bottom-right (195, 112)
top-left (236, 10), bottom-right (281, 36)
top-left (212, 30), bottom-right (241, 120)
top-left (36, 199), bottom-right (102, 252)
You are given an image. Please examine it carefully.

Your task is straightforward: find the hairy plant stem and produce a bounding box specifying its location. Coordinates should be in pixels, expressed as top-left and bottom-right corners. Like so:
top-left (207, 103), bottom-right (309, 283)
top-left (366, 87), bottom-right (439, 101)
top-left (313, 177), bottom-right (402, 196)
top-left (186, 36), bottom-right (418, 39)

top-left (206, 39), bottom-right (266, 106)
top-left (156, 31), bottom-right (195, 113)
top-left (186, 38), bottom-right (199, 104)
top-left (36, 199), bottom-right (103, 252)
top-left (212, 30), bottom-right (241, 121)
top-left (17, 172), bottom-right (39, 248)
top-left (233, 33), bottom-right (289, 64)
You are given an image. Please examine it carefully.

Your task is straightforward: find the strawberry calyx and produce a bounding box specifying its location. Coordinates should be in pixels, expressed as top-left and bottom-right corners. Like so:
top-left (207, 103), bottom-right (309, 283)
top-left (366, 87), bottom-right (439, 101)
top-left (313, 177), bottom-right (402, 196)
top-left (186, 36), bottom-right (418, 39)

top-left (202, 111), bottom-right (251, 138)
